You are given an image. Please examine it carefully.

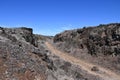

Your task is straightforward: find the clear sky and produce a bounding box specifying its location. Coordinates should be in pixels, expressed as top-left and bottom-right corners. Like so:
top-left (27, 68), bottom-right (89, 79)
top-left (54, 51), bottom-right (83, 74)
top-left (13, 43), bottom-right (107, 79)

top-left (0, 0), bottom-right (120, 35)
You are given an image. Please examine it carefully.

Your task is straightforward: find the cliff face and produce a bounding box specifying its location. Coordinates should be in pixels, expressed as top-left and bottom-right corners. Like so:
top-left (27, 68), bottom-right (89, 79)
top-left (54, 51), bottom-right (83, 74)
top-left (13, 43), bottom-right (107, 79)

top-left (54, 23), bottom-right (120, 73)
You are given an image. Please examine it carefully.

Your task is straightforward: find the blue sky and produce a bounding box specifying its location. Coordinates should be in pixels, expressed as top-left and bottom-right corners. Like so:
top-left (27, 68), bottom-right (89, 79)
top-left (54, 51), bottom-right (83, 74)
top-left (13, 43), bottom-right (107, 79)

top-left (0, 0), bottom-right (120, 35)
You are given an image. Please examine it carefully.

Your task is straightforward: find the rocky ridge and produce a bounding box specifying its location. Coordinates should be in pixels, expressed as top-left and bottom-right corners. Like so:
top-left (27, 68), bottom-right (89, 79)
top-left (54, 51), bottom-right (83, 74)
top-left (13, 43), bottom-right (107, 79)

top-left (54, 23), bottom-right (120, 74)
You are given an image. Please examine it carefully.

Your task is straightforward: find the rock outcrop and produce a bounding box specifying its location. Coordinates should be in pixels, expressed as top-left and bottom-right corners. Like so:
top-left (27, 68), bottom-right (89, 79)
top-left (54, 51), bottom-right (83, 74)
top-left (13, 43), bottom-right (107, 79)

top-left (0, 27), bottom-right (48, 80)
top-left (54, 23), bottom-right (120, 74)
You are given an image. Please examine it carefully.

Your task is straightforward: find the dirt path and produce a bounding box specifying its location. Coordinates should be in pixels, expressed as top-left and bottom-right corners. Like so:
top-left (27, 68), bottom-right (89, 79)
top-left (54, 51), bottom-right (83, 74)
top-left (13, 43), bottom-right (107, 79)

top-left (45, 42), bottom-right (120, 80)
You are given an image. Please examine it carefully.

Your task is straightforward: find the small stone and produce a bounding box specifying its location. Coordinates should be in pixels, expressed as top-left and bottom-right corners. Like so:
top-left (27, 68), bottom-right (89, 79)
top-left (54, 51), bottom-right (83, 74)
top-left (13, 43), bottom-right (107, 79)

top-left (91, 66), bottom-right (99, 71)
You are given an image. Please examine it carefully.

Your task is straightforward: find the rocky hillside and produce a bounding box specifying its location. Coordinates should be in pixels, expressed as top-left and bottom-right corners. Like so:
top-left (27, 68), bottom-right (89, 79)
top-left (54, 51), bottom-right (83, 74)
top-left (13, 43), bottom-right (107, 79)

top-left (0, 27), bottom-right (102, 80)
top-left (54, 23), bottom-right (120, 74)
top-left (0, 23), bottom-right (120, 80)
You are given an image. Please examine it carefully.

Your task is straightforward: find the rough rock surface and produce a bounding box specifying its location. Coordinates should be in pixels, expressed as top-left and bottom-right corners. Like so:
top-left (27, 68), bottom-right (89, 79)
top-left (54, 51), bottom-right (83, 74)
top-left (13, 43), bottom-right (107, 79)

top-left (0, 27), bottom-right (99, 80)
top-left (54, 23), bottom-right (120, 74)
